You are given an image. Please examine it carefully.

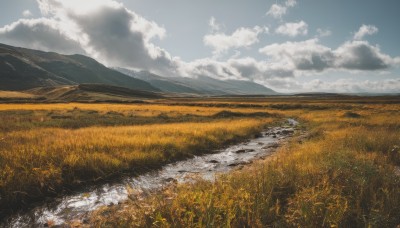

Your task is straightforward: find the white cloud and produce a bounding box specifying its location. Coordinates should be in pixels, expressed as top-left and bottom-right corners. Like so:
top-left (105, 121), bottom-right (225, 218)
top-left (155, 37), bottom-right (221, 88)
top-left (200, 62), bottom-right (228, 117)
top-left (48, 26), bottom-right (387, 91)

top-left (303, 78), bottom-right (400, 93)
top-left (178, 56), bottom-right (293, 81)
top-left (275, 21), bottom-right (308, 37)
top-left (178, 37), bottom-right (400, 92)
top-left (260, 39), bottom-right (398, 73)
top-left (266, 0), bottom-right (296, 19)
top-left (22, 10), bottom-right (33, 17)
top-left (209, 17), bottom-right (221, 32)
top-left (316, 28), bottom-right (332, 37)
top-left (353, 24), bottom-right (378, 40)
top-left (255, 77), bottom-right (400, 94)
top-left (260, 39), bottom-right (333, 72)
top-left (204, 26), bottom-right (267, 55)
top-left (266, 4), bottom-right (287, 19)
top-left (285, 0), bottom-right (297, 7)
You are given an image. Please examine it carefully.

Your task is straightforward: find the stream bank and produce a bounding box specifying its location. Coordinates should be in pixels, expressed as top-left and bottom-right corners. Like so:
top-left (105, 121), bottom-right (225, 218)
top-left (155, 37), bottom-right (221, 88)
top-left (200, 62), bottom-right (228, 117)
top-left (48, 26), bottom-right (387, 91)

top-left (4, 119), bottom-right (299, 227)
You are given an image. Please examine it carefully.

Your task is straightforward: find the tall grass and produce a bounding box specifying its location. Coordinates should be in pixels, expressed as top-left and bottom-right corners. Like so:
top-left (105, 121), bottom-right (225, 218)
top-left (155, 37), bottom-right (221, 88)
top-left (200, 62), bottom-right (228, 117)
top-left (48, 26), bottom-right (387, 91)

top-left (91, 103), bottom-right (400, 227)
top-left (0, 104), bottom-right (275, 132)
top-left (0, 117), bottom-right (271, 216)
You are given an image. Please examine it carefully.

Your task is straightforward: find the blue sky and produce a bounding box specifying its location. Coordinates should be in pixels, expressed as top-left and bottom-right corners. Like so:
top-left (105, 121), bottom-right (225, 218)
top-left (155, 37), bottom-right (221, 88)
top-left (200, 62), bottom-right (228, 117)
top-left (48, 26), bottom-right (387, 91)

top-left (1, 0), bottom-right (399, 93)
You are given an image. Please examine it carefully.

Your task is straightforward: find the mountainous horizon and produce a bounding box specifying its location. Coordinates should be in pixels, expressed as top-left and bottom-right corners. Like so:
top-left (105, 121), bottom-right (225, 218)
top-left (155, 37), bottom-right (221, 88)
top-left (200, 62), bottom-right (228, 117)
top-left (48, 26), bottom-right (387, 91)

top-left (116, 68), bottom-right (277, 96)
top-left (0, 42), bottom-right (277, 96)
top-left (0, 43), bottom-right (159, 92)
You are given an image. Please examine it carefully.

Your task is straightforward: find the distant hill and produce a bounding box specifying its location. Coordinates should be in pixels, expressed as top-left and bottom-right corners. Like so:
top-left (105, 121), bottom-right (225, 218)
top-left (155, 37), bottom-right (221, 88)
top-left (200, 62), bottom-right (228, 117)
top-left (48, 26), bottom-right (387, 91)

top-left (27, 84), bottom-right (163, 102)
top-left (293, 92), bottom-right (346, 97)
top-left (0, 43), bottom-right (158, 92)
top-left (116, 68), bottom-right (277, 96)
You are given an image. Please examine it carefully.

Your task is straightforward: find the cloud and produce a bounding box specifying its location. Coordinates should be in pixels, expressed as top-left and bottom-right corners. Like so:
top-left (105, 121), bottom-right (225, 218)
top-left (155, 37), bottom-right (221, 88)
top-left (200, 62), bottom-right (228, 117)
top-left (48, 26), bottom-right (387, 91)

top-left (260, 39), bottom-right (398, 73)
top-left (260, 39), bottom-right (333, 72)
top-left (204, 25), bottom-right (267, 55)
top-left (316, 28), bottom-right (332, 37)
top-left (353, 24), bottom-right (378, 40)
top-left (303, 78), bottom-right (400, 93)
top-left (0, 0), bottom-right (178, 75)
top-left (335, 40), bottom-right (393, 70)
top-left (0, 18), bottom-right (84, 54)
top-left (285, 0), bottom-right (297, 7)
top-left (209, 17), bottom-right (221, 32)
top-left (275, 21), bottom-right (308, 37)
top-left (266, 0), bottom-right (296, 19)
top-left (178, 56), bottom-right (294, 82)
top-left (22, 10), bottom-right (33, 17)
top-left (266, 4), bottom-right (287, 19)
top-left (179, 37), bottom-right (400, 90)
top-left (255, 77), bottom-right (400, 94)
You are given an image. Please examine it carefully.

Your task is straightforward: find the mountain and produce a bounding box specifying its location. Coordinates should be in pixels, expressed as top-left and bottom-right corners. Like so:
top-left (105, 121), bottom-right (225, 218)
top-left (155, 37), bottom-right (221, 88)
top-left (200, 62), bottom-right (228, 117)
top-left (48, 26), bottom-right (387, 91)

top-left (117, 69), bottom-right (202, 94)
top-left (171, 75), bottom-right (277, 95)
top-left (0, 43), bottom-right (158, 92)
top-left (116, 68), bottom-right (277, 96)
top-left (0, 42), bottom-right (276, 96)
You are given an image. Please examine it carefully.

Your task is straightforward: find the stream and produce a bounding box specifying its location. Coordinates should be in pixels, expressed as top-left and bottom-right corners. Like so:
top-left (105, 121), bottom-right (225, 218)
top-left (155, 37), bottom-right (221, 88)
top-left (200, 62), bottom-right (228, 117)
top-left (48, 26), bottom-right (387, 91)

top-left (3, 119), bottom-right (299, 227)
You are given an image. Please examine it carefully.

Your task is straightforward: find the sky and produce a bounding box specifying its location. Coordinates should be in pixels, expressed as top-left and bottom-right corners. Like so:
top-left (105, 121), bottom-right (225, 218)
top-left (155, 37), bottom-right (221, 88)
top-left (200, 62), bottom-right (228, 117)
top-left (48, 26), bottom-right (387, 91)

top-left (1, 0), bottom-right (400, 93)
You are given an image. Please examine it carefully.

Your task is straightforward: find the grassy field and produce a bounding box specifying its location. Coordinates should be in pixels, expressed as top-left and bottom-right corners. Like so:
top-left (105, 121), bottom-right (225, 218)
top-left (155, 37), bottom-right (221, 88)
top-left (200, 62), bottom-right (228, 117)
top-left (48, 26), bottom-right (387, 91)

top-left (87, 98), bottom-right (400, 227)
top-left (0, 103), bottom-right (276, 217)
top-left (1, 97), bottom-right (400, 227)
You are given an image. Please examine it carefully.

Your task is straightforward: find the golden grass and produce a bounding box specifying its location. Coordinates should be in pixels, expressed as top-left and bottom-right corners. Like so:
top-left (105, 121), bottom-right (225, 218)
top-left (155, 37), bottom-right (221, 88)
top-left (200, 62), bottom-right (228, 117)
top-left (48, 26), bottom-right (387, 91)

top-left (0, 103), bottom-right (265, 117)
top-left (91, 102), bottom-right (400, 227)
top-left (1, 99), bottom-right (399, 226)
top-left (0, 116), bottom-right (271, 215)
top-left (0, 91), bottom-right (36, 98)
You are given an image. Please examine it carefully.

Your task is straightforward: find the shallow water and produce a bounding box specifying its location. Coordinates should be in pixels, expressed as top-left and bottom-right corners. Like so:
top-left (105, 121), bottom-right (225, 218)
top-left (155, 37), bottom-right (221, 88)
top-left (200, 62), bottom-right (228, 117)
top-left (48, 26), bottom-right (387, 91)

top-left (4, 119), bottom-right (298, 227)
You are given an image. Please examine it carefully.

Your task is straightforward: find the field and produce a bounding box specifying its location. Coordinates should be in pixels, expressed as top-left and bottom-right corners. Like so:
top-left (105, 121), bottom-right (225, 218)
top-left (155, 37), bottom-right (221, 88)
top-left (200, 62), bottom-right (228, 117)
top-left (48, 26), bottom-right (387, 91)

top-left (0, 102), bottom-right (277, 217)
top-left (1, 96), bottom-right (400, 227)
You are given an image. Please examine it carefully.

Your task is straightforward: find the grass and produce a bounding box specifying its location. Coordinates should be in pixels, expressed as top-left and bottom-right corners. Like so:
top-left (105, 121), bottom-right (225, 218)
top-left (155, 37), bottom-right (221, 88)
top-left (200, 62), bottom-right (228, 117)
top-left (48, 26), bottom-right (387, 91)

top-left (0, 91), bottom-right (36, 99)
top-left (1, 98), bottom-right (399, 227)
top-left (0, 103), bottom-right (275, 217)
top-left (89, 100), bottom-right (400, 227)
top-left (0, 104), bottom-right (277, 132)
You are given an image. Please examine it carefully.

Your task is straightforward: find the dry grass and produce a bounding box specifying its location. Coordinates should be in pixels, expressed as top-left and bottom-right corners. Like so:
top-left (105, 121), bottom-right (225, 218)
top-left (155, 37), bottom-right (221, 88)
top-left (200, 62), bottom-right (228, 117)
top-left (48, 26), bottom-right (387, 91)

top-left (1, 99), bottom-right (399, 227)
top-left (0, 103), bottom-right (267, 117)
top-left (0, 91), bottom-right (36, 98)
top-left (90, 101), bottom-right (400, 227)
top-left (0, 103), bottom-right (273, 216)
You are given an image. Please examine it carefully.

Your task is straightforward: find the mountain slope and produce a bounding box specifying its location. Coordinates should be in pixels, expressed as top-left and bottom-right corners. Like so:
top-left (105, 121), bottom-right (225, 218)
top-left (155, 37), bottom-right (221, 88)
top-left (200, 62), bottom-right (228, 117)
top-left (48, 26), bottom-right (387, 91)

top-left (0, 43), bottom-right (158, 92)
top-left (116, 68), bottom-right (277, 96)
top-left (27, 84), bottom-right (163, 102)
top-left (117, 69), bottom-right (203, 94)
top-left (171, 75), bottom-right (277, 95)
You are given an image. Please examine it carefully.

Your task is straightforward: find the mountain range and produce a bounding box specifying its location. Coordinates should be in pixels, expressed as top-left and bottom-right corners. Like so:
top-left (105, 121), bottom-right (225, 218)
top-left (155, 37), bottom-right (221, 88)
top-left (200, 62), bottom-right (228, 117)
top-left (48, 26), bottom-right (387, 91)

top-left (0, 43), bottom-right (277, 96)
top-left (116, 68), bottom-right (277, 96)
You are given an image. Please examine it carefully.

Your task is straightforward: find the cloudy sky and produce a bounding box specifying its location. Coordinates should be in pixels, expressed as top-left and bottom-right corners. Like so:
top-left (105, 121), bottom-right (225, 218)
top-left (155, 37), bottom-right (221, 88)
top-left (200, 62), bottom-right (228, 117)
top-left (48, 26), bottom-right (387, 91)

top-left (1, 0), bottom-right (400, 93)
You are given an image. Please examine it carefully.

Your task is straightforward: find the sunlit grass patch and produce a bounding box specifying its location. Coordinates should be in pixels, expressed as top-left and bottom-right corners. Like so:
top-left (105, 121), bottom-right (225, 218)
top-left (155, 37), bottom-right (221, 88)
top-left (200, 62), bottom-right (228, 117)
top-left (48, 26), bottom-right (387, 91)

top-left (0, 117), bottom-right (271, 215)
top-left (91, 102), bottom-right (400, 227)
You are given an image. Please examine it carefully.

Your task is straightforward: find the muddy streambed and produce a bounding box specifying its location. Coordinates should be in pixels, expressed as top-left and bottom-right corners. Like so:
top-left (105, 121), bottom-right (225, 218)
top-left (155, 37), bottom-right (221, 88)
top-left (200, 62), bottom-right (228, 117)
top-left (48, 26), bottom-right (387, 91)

top-left (4, 119), bottom-right (299, 227)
